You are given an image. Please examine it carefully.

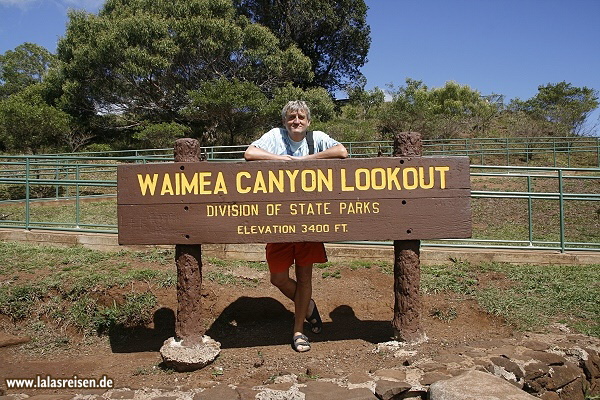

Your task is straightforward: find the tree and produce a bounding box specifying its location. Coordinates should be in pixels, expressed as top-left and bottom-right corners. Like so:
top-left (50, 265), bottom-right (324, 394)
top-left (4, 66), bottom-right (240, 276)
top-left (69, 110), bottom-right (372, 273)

top-left (55, 0), bottom-right (312, 143)
top-left (377, 79), bottom-right (432, 135)
top-left (0, 43), bottom-right (56, 98)
top-left (234, 0), bottom-right (371, 92)
top-left (185, 79), bottom-right (268, 146)
top-left (510, 81), bottom-right (599, 136)
top-left (346, 77), bottom-right (385, 119)
top-left (378, 79), bottom-right (499, 139)
top-left (0, 84), bottom-right (70, 154)
top-left (265, 84), bottom-right (336, 127)
top-left (133, 122), bottom-right (192, 149)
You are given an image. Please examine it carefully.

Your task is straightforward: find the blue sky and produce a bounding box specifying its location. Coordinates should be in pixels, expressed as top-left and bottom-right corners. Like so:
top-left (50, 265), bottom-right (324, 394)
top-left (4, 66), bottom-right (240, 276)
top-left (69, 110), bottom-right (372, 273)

top-left (1, 0), bottom-right (599, 132)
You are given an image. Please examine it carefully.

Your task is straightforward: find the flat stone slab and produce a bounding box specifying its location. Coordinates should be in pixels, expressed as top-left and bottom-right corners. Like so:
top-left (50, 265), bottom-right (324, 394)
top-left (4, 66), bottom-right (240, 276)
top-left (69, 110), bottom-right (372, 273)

top-left (429, 370), bottom-right (538, 400)
top-left (160, 336), bottom-right (221, 372)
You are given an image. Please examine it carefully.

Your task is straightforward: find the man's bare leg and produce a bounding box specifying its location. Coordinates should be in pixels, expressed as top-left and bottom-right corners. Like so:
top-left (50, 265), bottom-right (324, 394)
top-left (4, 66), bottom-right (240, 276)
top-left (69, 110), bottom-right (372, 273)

top-left (293, 264), bottom-right (313, 333)
top-left (270, 265), bottom-right (314, 352)
top-left (270, 267), bottom-right (315, 319)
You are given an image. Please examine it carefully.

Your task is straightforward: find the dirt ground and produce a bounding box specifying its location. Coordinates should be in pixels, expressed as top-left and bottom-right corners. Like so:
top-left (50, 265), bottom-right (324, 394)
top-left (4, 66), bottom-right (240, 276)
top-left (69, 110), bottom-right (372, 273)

top-left (1, 260), bottom-right (523, 397)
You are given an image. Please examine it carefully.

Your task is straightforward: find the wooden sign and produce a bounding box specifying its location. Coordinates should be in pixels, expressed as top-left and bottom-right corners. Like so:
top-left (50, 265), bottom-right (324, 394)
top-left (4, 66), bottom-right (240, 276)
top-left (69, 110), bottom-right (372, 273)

top-left (117, 157), bottom-right (471, 245)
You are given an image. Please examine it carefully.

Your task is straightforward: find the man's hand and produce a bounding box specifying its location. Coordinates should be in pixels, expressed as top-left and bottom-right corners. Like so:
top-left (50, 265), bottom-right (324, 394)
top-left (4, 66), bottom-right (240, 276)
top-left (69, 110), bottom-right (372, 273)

top-left (291, 144), bottom-right (348, 160)
top-left (244, 145), bottom-right (293, 161)
top-left (244, 143), bottom-right (348, 161)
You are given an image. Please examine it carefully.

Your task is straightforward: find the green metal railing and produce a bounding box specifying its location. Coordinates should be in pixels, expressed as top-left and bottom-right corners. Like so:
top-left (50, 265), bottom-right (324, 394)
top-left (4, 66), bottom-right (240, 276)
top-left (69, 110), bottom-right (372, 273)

top-left (1, 137), bottom-right (599, 252)
top-left (48, 136), bottom-right (600, 168)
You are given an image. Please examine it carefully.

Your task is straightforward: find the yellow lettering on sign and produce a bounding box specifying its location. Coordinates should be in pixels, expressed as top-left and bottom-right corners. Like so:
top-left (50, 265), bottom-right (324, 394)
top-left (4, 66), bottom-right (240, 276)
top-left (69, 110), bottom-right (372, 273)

top-left (285, 170), bottom-right (299, 192)
top-left (207, 204), bottom-right (259, 217)
top-left (339, 201), bottom-right (380, 214)
top-left (435, 166), bottom-right (449, 189)
top-left (371, 168), bottom-right (386, 190)
top-left (301, 170), bottom-right (316, 191)
top-left (161, 174), bottom-right (174, 195)
top-left (236, 171), bottom-right (251, 193)
top-left (340, 169), bottom-right (354, 191)
top-left (136, 164), bottom-right (453, 197)
top-left (418, 167), bottom-right (434, 189)
top-left (387, 167), bottom-right (401, 190)
top-left (214, 172), bottom-right (228, 194)
top-left (197, 172), bottom-right (212, 194)
top-left (289, 202), bottom-right (331, 215)
top-left (237, 224), bottom-right (297, 234)
top-left (268, 170), bottom-right (285, 192)
top-left (355, 168), bottom-right (370, 190)
top-left (253, 171), bottom-right (268, 193)
top-left (180, 173), bottom-right (198, 195)
top-left (318, 169), bottom-right (333, 191)
top-left (402, 167), bottom-right (418, 190)
top-left (137, 174), bottom-right (159, 196)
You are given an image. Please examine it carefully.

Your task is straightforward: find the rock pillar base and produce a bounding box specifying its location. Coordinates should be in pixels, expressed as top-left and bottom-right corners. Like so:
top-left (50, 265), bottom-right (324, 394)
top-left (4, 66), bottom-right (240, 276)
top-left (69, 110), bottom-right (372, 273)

top-left (160, 336), bottom-right (221, 372)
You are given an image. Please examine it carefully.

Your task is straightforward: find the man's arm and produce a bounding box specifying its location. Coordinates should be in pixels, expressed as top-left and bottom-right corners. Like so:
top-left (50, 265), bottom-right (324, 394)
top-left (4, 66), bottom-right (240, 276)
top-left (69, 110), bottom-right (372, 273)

top-left (244, 145), bottom-right (293, 161)
top-left (293, 143), bottom-right (348, 160)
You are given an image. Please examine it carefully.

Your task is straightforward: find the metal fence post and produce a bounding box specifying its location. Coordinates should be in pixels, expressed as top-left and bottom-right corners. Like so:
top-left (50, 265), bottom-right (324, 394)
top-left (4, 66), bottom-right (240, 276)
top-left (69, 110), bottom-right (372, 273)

top-left (527, 175), bottom-right (533, 246)
top-left (25, 157), bottom-right (31, 231)
top-left (75, 163), bottom-right (81, 229)
top-left (558, 169), bottom-right (566, 253)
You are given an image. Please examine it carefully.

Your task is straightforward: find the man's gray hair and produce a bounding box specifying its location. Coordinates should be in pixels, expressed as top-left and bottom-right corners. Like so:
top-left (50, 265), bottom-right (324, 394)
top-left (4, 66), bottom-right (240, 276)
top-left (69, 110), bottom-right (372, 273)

top-left (281, 100), bottom-right (311, 122)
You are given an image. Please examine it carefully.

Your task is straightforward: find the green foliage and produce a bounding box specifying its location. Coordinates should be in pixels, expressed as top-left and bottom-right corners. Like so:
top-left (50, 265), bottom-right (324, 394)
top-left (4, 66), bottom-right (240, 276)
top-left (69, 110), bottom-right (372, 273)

top-left (0, 83), bottom-right (71, 153)
top-left (262, 84), bottom-right (336, 129)
top-left (347, 86), bottom-right (385, 119)
top-left (318, 116), bottom-right (378, 144)
top-left (510, 81), bottom-right (599, 136)
top-left (235, 0), bottom-right (370, 91)
top-left (134, 122), bottom-right (192, 149)
top-left (69, 292), bottom-right (157, 334)
top-left (185, 78), bottom-right (268, 145)
top-left (55, 0), bottom-right (312, 145)
top-left (206, 271), bottom-right (258, 286)
top-left (378, 79), bottom-right (500, 140)
top-left (0, 42), bottom-right (56, 98)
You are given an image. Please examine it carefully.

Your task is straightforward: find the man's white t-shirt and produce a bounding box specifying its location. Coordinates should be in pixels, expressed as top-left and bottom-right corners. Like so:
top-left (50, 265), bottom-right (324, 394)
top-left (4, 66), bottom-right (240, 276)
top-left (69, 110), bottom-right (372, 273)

top-left (250, 128), bottom-right (341, 157)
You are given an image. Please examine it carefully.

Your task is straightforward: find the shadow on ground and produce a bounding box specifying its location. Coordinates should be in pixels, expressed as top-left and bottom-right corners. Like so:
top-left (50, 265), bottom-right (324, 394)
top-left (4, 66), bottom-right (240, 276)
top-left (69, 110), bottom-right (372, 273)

top-left (205, 296), bottom-right (394, 348)
top-left (109, 307), bottom-right (176, 353)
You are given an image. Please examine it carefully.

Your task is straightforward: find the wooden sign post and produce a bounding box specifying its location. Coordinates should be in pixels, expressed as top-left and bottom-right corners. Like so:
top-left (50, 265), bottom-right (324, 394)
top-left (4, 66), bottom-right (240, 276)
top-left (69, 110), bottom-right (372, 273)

top-left (173, 139), bottom-right (205, 344)
top-left (117, 135), bottom-right (471, 361)
top-left (392, 132), bottom-right (425, 342)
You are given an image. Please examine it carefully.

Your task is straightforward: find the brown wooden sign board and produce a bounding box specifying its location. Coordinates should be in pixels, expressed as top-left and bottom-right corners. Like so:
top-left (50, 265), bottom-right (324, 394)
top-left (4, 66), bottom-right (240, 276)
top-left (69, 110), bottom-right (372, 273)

top-left (117, 157), bottom-right (471, 245)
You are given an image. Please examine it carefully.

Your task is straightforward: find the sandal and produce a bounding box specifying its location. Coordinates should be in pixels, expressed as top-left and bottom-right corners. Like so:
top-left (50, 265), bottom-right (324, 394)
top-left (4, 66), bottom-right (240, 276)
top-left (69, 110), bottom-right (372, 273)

top-left (306, 299), bottom-right (323, 334)
top-left (292, 333), bottom-right (311, 352)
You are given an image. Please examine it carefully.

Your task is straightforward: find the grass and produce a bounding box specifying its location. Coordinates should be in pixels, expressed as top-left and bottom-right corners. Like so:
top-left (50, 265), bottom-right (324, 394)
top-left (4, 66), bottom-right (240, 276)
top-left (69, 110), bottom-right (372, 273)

top-left (421, 259), bottom-right (600, 337)
top-left (475, 263), bottom-right (600, 337)
top-left (0, 241), bottom-right (175, 336)
top-left (0, 241), bottom-right (598, 341)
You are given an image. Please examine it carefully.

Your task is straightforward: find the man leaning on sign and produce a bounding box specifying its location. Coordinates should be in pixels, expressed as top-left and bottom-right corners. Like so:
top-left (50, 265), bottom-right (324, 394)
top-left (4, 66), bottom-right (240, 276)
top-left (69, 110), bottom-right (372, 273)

top-left (244, 100), bottom-right (348, 352)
